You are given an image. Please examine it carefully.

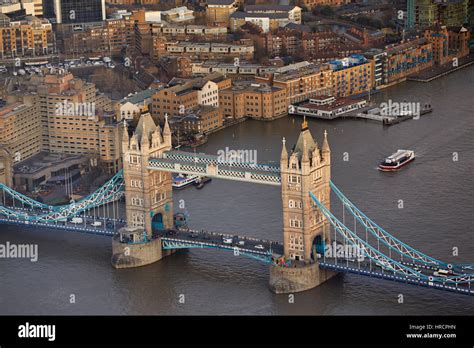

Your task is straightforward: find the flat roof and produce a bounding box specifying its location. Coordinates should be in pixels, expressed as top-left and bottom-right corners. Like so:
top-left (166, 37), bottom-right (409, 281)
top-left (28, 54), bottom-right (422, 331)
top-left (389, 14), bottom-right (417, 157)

top-left (230, 11), bottom-right (289, 19)
top-left (244, 5), bottom-right (298, 12)
top-left (299, 97), bottom-right (365, 112)
top-left (120, 87), bottom-right (161, 104)
top-left (0, 102), bottom-right (29, 119)
top-left (207, 0), bottom-right (235, 5)
top-left (13, 152), bottom-right (87, 176)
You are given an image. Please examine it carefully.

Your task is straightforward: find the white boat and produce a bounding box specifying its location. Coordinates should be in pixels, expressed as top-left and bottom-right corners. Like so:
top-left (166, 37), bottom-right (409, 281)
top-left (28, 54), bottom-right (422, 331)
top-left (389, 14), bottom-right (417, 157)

top-left (379, 150), bottom-right (415, 171)
top-left (172, 174), bottom-right (199, 189)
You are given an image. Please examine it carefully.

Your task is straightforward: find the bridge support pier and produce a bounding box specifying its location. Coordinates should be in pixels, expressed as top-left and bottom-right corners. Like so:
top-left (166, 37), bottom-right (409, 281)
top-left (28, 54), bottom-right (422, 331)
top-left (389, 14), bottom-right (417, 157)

top-left (111, 227), bottom-right (173, 269)
top-left (269, 262), bottom-right (337, 294)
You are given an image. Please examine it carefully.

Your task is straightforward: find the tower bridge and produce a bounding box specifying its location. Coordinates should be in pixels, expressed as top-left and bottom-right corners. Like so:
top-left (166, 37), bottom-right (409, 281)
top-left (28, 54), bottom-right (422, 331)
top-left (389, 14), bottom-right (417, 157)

top-left (1, 109), bottom-right (473, 296)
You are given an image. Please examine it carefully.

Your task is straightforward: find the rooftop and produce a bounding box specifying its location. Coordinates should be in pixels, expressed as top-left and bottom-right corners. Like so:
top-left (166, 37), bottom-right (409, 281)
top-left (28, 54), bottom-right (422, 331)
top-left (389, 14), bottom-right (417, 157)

top-left (299, 96), bottom-right (365, 112)
top-left (207, 0), bottom-right (235, 5)
top-left (328, 54), bottom-right (369, 71)
top-left (0, 102), bottom-right (28, 119)
top-left (226, 81), bottom-right (281, 93)
top-left (13, 152), bottom-right (86, 176)
top-left (230, 11), bottom-right (289, 19)
top-left (244, 5), bottom-right (299, 12)
top-left (120, 87), bottom-right (162, 105)
top-left (273, 62), bottom-right (330, 82)
top-left (384, 38), bottom-right (429, 55)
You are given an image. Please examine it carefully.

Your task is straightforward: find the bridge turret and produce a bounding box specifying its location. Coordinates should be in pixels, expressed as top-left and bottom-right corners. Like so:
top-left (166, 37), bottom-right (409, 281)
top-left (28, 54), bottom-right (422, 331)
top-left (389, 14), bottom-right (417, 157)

top-left (163, 114), bottom-right (172, 148)
top-left (311, 143), bottom-right (321, 166)
top-left (280, 137), bottom-right (288, 165)
top-left (129, 133), bottom-right (139, 151)
top-left (0, 146), bottom-right (13, 187)
top-left (152, 126), bottom-right (162, 148)
top-left (121, 121), bottom-right (129, 150)
top-left (301, 139), bottom-right (310, 174)
top-left (140, 121), bottom-right (150, 153)
top-left (322, 130), bottom-right (330, 164)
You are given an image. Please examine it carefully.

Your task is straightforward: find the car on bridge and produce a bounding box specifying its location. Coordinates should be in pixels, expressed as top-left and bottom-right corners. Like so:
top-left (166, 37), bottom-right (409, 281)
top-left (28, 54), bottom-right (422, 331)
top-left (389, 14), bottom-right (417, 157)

top-left (223, 237), bottom-right (233, 244)
top-left (71, 217), bottom-right (83, 224)
top-left (254, 244), bottom-right (264, 250)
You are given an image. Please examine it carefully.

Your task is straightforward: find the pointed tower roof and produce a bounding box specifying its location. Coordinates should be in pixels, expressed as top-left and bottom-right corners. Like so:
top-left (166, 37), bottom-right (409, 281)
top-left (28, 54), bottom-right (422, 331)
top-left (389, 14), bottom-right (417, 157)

top-left (152, 124), bottom-right (163, 145)
top-left (281, 137), bottom-right (288, 160)
top-left (302, 139), bottom-right (309, 163)
top-left (322, 129), bottom-right (330, 153)
top-left (163, 113), bottom-right (171, 135)
top-left (135, 111), bottom-right (157, 144)
top-left (293, 117), bottom-right (317, 161)
top-left (122, 119), bottom-right (129, 143)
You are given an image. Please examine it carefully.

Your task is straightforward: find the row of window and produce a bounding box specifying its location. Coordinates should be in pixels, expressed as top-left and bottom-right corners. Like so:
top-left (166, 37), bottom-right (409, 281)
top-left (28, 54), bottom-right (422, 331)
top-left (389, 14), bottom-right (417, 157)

top-left (131, 212), bottom-right (144, 227)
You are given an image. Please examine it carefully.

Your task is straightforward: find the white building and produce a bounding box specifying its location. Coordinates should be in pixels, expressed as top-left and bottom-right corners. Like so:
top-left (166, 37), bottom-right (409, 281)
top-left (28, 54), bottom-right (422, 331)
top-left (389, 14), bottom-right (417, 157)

top-left (118, 88), bottom-right (160, 121)
top-left (197, 80), bottom-right (219, 107)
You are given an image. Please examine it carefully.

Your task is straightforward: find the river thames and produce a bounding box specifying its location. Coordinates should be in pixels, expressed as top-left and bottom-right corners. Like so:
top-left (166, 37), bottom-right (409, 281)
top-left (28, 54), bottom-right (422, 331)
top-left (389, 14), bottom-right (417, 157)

top-left (1, 66), bottom-right (473, 315)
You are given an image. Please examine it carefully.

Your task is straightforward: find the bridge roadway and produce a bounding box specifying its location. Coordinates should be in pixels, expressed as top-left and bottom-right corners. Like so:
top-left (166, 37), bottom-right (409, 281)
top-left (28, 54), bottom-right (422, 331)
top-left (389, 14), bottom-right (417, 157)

top-left (319, 257), bottom-right (474, 296)
top-left (0, 209), bottom-right (284, 260)
top-left (154, 227), bottom-right (284, 260)
top-left (0, 214), bottom-right (125, 236)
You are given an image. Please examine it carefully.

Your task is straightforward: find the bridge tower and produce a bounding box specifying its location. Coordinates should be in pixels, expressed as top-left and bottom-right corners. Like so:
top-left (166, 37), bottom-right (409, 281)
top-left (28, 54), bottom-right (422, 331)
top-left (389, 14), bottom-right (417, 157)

top-left (0, 146), bottom-right (13, 187)
top-left (269, 119), bottom-right (336, 293)
top-left (122, 109), bottom-right (174, 237)
top-left (112, 109), bottom-right (174, 268)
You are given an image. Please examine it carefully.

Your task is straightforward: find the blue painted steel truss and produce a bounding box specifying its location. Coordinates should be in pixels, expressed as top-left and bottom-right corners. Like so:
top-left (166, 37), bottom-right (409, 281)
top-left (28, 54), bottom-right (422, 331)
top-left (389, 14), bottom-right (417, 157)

top-left (0, 171), bottom-right (125, 223)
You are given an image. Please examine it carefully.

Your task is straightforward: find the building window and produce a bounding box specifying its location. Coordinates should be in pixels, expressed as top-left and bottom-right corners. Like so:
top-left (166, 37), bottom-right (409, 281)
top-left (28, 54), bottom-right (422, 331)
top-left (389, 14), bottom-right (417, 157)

top-left (289, 175), bottom-right (300, 184)
top-left (131, 212), bottom-right (144, 227)
top-left (289, 218), bottom-right (302, 228)
top-left (132, 197), bottom-right (144, 206)
top-left (130, 179), bottom-right (143, 188)
top-left (289, 200), bottom-right (302, 209)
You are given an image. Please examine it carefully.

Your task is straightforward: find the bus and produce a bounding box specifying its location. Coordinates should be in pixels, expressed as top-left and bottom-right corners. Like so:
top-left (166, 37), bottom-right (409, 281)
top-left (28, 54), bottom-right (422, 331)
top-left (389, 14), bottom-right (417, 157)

top-left (24, 61), bottom-right (48, 67)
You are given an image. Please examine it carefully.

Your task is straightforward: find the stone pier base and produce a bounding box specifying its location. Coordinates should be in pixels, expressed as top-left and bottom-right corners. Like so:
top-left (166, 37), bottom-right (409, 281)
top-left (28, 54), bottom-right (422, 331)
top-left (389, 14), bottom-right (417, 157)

top-left (269, 262), bottom-right (337, 294)
top-left (111, 237), bottom-right (174, 269)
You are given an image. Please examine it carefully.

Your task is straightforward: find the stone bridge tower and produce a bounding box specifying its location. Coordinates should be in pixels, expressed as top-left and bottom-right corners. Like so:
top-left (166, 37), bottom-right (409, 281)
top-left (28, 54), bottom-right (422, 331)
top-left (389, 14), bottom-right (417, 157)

top-left (121, 109), bottom-right (174, 238)
top-left (269, 119), bottom-right (336, 293)
top-left (112, 109), bottom-right (175, 269)
top-left (0, 146), bottom-right (13, 187)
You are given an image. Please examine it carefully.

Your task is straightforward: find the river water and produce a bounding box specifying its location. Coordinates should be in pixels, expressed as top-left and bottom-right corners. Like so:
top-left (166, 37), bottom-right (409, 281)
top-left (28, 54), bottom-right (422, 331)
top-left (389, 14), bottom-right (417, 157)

top-left (1, 67), bottom-right (473, 315)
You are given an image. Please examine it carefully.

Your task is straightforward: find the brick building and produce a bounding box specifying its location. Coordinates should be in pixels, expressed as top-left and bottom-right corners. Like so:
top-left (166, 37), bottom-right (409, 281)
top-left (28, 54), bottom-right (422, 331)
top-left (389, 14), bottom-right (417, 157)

top-left (219, 81), bottom-right (288, 120)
